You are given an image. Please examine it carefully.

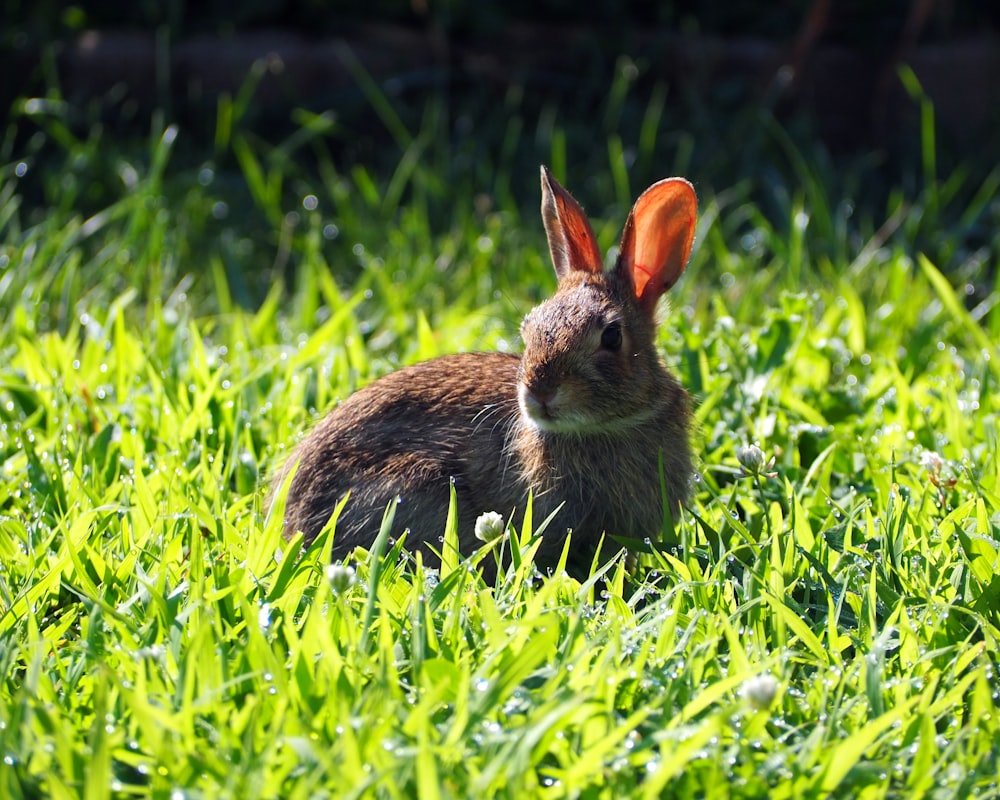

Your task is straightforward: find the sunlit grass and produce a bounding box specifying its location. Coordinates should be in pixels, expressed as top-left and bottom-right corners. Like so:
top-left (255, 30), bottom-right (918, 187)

top-left (1, 63), bottom-right (999, 797)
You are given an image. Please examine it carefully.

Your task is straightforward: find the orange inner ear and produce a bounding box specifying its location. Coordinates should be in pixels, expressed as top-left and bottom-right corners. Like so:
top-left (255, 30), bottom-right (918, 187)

top-left (559, 205), bottom-right (603, 275)
top-left (626, 179), bottom-right (697, 306)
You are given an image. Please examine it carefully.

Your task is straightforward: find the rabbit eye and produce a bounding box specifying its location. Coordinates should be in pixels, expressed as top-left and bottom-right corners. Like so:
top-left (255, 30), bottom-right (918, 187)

top-left (600, 322), bottom-right (623, 351)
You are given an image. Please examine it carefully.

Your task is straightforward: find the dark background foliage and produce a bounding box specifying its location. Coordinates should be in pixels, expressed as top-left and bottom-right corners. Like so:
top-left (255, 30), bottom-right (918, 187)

top-left (2, 1), bottom-right (998, 300)
top-left (5, 0), bottom-right (1000, 42)
top-left (4, 1), bottom-right (998, 158)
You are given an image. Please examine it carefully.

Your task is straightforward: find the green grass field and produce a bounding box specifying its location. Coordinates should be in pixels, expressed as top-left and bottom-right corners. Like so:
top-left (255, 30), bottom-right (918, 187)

top-left (1, 68), bottom-right (999, 798)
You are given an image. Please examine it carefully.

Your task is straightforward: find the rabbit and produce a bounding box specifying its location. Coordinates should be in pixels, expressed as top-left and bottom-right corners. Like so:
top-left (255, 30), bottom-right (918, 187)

top-left (275, 166), bottom-right (697, 578)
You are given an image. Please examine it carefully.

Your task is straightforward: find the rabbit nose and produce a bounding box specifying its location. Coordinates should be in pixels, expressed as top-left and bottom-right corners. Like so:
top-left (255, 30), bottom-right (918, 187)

top-left (523, 369), bottom-right (558, 404)
top-left (527, 384), bottom-right (555, 405)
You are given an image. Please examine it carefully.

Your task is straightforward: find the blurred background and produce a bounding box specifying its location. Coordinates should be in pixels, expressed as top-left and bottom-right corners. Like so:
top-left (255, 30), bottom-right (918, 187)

top-left (2, 0), bottom-right (999, 312)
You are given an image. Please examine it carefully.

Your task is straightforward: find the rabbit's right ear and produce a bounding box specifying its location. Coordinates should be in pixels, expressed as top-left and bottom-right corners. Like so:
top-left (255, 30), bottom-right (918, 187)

top-left (617, 178), bottom-right (697, 315)
top-left (540, 166), bottom-right (603, 279)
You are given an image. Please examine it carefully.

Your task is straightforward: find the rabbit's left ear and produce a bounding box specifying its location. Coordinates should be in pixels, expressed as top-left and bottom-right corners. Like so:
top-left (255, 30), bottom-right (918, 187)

top-left (540, 165), bottom-right (603, 279)
top-left (617, 178), bottom-right (697, 314)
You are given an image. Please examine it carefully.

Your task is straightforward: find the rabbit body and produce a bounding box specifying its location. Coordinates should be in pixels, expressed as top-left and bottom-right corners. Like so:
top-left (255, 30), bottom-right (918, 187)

top-left (277, 168), bottom-right (698, 576)
top-left (280, 352), bottom-right (527, 558)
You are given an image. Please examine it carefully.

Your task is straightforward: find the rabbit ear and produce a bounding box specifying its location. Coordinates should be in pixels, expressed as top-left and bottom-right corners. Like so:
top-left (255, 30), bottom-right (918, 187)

top-left (617, 178), bottom-right (697, 314)
top-left (540, 166), bottom-right (603, 279)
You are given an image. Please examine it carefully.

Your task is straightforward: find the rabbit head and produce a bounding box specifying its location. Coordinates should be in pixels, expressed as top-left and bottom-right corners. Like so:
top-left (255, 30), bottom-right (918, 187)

top-left (517, 167), bottom-right (697, 439)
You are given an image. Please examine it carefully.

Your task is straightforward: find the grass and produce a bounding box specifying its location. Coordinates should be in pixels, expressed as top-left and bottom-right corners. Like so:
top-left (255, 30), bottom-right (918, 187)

top-left (1, 60), bottom-right (1000, 798)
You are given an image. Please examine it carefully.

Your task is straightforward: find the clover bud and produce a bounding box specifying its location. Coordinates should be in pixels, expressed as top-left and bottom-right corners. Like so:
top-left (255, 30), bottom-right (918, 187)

top-left (738, 444), bottom-right (777, 479)
top-left (738, 444), bottom-right (766, 474)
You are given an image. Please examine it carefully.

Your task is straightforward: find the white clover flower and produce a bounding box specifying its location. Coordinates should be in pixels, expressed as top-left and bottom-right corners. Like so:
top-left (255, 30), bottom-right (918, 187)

top-left (741, 673), bottom-right (779, 710)
top-left (918, 450), bottom-right (944, 472)
top-left (326, 563), bottom-right (356, 594)
top-left (474, 511), bottom-right (507, 543)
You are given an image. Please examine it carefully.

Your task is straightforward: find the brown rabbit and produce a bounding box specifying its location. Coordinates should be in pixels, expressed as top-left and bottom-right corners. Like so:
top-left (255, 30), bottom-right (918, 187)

top-left (276, 166), bottom-right (697, 577)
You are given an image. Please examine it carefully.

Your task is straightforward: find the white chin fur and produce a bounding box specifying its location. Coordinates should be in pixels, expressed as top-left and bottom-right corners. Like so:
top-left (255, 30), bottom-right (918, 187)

top-left (521, 412), bottom-right (575, 433)
top-left (517, 384), bottom-right (654, 435)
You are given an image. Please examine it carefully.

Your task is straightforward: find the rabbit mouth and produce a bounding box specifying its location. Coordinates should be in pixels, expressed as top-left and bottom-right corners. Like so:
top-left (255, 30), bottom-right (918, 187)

top-left (518, 383), bottom-right (567, 430)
